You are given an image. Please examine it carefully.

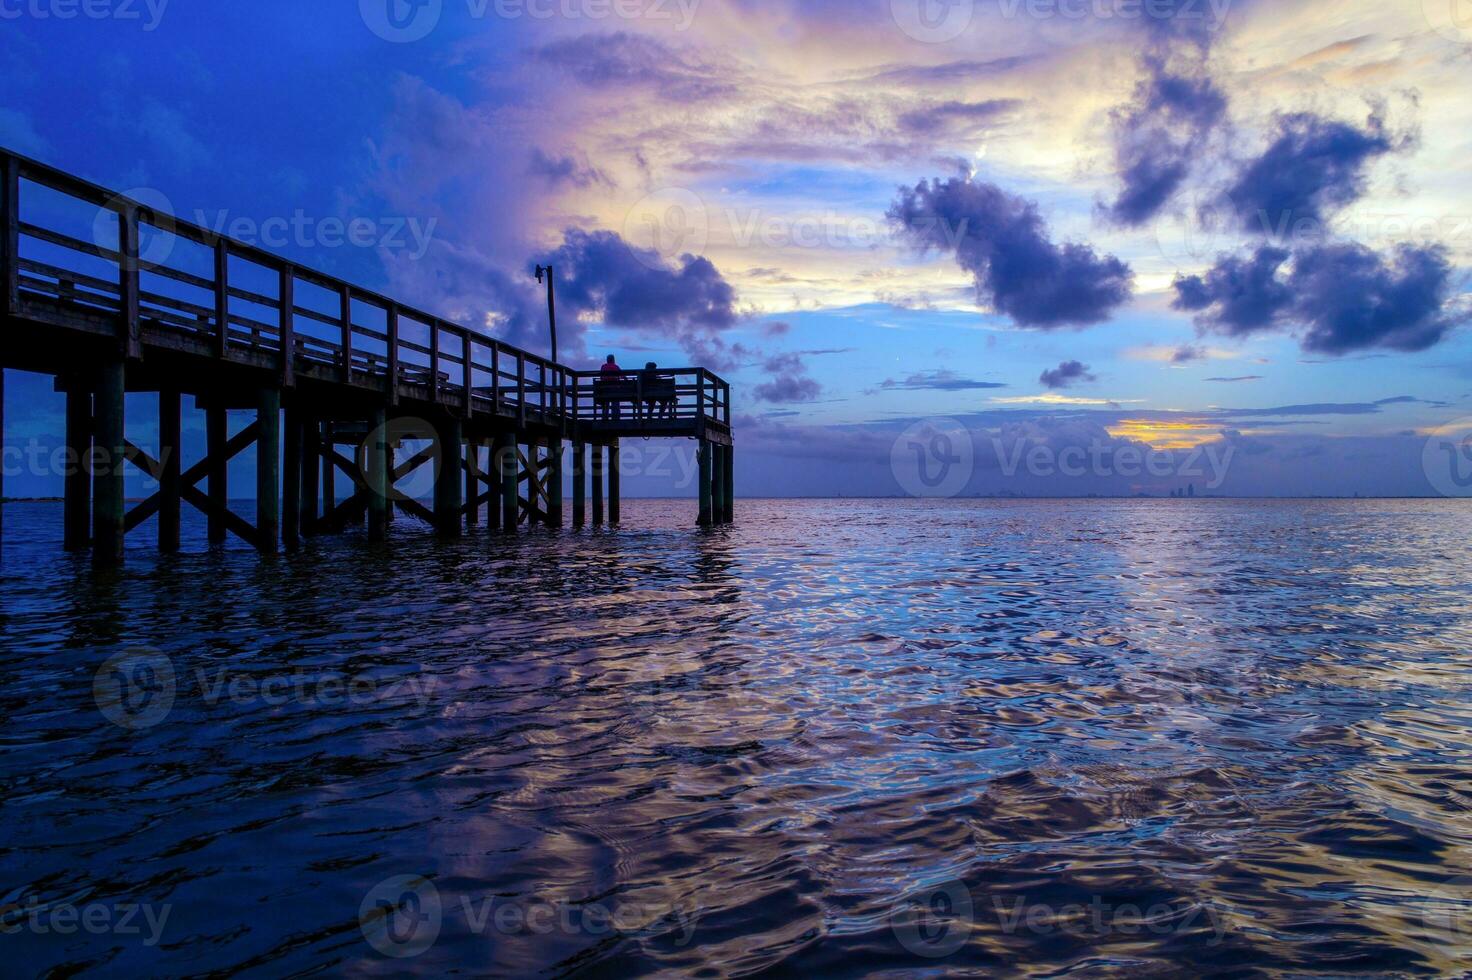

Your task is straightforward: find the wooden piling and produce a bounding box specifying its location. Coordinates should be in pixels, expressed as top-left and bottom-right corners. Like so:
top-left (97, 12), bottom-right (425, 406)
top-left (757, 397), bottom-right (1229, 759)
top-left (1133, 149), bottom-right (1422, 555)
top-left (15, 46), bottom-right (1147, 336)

top-left (92, 360), bottom-right (126, 565)
top-left (548, 438), bottom-right (564, 529)
top-left (572, 441), bottom-right (586, 528)
top-left (435, 416), bottom-right (464, 538)
top-left (712, 440), bottom-right (726, 527)
top-left (282, 402), bottom-right (302, 550)
top-left (256, 388), bottom-right (280, 553)
top-left (592, 443), bottom-right (605, 526)
top-left (207, 405), bottom-right (227, 545)
top-left (64, 384), bottom-right (91, 552)
top-left (485, 439), bottom-right (501, 532)
top-left (320, 421), bottom-right (335, 528)
top-left (159, 389), bottom-right (181, 552)
top-left (698, 440), bottom-right (713, 527)
top-left (367, 408), bottom-right (388, 542)
top-left (497, 432), bottom-right (517, 532)
top-left (302, 415), bottom-right (320, 537)
top-left (608, 439), bottom-right (621, 526)
top-left (465, 440), bottom-right (480, 527)
top-left (723, 445), bottom-right (735, 524)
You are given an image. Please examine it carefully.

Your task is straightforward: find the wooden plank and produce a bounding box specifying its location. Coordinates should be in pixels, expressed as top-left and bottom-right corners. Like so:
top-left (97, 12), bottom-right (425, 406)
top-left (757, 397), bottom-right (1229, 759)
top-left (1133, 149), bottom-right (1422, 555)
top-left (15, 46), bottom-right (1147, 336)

top-left (339, 286), bottom-right (353, 382)
top-left (385, 307), bottom-right (400, 404)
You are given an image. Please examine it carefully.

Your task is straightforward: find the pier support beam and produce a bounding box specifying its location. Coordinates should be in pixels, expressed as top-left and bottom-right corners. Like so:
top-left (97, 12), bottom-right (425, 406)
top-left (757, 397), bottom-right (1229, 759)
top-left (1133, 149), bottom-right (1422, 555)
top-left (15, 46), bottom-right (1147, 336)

top-left (256, 388), bottom-right (280, 553)
top-left (465, 440), bottom-right (480, 527)
top-left (64, 385), bottom-right (91, 552)
top-left (435, 417), bottom-right (463, 538)
top-left (608, 439), bottom-right (620, 526)
top-left (159, 389), bottom-right (181, 552)
top-left (572, 441), bottom-right (586, 528)
top-left (698, 440), bottom-right (713, 527)
top-left (320, 422), bottom-right (335, 530)
top-left (367, 408), bottom-right (388, 542)
top-left (282, 401), bottom-right (301, 550)
top-left (92, 360), bottom-right (126, 565)
top-left (497, 432), bottom-right (517, 532)
top-left (592, 443), bottom-right (605, 526)
top-left (483, 440), bottom-right (500, 532)
top-left (207, 405), bottom-right (227, 546)
top-left (712, 441), bottom-right (726, 527)
top-left (547, 439), bottom-right (564, 529)
top-left (723, 445), bottom-right (735, 524)
top-left (302, 416), bottom-right (320, 537)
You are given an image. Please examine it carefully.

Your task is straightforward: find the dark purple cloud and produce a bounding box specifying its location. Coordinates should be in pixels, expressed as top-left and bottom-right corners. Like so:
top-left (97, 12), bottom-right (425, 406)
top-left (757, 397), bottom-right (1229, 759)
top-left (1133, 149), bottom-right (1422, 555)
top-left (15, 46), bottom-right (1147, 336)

top-left (1039, 360), bottom-right (1097, 389)
top-left (533, 229), bottom-right (738, 360)
top-left (1106, 65), bottom-right (1227, 226)
top-left (1224, 112), bottom-right (1398, 234)
top-left (1173, 245), bottom-right (1294, 335)
top-left (1174, 242), bottom-right (1463, 354)
top-left (888, 177), bottom-right (1133, 328)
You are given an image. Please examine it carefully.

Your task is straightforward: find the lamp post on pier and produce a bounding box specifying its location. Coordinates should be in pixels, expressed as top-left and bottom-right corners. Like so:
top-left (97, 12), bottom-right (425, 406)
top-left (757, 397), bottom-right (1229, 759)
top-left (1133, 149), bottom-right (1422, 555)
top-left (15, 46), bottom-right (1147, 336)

top-left (534, 264), bottom-right (558, 364)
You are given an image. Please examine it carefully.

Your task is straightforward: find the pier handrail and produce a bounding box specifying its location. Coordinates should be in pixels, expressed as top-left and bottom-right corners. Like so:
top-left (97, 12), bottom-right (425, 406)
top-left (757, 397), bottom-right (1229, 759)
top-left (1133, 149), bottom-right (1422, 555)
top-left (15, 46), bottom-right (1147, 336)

top-left (568, 368), bottom-right (731, 427)
top-left (0, 147), bottom-right (683, 426)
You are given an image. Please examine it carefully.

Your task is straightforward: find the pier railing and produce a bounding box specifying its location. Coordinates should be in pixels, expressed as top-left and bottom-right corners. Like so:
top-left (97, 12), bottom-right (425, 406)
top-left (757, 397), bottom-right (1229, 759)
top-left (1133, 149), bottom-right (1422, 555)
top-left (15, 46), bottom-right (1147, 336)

top-left (569, 369), bottom-right (731, 430)
top-left (1, 148), bottom-right (733, 430)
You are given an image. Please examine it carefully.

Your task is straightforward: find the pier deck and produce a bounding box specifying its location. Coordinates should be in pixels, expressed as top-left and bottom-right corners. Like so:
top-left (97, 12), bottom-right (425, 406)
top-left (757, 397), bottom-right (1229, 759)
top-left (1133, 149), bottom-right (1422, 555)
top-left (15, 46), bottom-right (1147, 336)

top-left (0, 148), bottom-right (734, 563)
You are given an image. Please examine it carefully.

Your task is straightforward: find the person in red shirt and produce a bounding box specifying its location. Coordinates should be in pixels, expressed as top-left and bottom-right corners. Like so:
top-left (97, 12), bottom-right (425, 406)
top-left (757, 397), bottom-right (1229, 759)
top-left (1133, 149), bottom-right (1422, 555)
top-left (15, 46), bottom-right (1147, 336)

top-left (598, 355), bottom-right (624, 419)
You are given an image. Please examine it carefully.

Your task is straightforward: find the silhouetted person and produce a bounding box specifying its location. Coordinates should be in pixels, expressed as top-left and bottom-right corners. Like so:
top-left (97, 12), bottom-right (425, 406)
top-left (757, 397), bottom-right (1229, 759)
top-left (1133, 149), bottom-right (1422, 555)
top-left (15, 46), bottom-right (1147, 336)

top-left (598, 355), bottom-right (624, 419)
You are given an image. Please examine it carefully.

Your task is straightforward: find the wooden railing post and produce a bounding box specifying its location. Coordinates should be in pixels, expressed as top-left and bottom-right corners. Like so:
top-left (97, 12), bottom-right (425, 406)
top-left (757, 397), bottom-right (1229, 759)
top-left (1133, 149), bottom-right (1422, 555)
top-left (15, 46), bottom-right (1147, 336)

top-left (1, 154), bottom-right (18, 316)
top-left (118, 204), bottom-right (141, 359)
top-left (491, 345), bottom-right (501, 409)
top-left (517, 353), bottom-right (526, 426)
top-left (385, 304), bottom-right (400, 403)
top-left (214, 239), bottom-right (230, 358)
top-left (697, 370), bottom-right (707, 422)
top-left (429, 320), bottom-right (440, 402)
top-left (462, 335), bottom-right (473, 417)
top-left (339, 285), bottom-right (352, 382)
top-left (279, 265), bottom-right (295, 387)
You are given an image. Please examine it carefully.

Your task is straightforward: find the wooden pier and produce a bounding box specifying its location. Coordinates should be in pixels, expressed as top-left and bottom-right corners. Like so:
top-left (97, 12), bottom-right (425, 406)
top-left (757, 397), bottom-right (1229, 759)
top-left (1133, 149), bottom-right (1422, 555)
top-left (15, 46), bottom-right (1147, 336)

top-left (0, 149), bottom-right (734, 564)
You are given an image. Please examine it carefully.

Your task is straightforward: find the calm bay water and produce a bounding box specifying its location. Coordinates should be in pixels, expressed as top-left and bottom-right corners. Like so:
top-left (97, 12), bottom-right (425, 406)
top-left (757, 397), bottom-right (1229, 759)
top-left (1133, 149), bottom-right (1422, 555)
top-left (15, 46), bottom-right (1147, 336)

top-left (3, 498), bottom-right (1472, 976)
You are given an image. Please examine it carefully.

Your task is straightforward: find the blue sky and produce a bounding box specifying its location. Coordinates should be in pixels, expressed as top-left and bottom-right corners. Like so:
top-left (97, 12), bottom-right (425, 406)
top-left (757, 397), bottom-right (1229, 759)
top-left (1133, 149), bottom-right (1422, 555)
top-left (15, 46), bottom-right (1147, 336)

top-left (2, 0), bottom-right (1471, 498)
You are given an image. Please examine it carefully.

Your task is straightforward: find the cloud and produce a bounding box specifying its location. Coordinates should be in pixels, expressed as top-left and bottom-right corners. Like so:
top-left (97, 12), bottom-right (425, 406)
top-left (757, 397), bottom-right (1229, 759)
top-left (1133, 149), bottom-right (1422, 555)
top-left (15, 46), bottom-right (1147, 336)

top-left (1039, 360), bottom-right (1097, 389)
top-left (1106, 65), bottom-right (1227, 226)
top-left (527, 148), bottom-right (612, 189)
top-left (897, 98), bottom-right (1024, 137)
top-left (1175, 242), bottom-right (1463, 354)
top-left (753, 351), bottom-right (822, 403)
top-left (888, 177), bottom-right (1133, 329)
top-left (534, 228), bottom-right (738, 360)
top-left (1205, 375), bottom-right (1263, 382)
top-left (530, 32), bottom-right (737, 103)
top-left (881, 370), bottom-right (1007, 392)
top-left (1223, 110), bottom-right (1399, 234)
